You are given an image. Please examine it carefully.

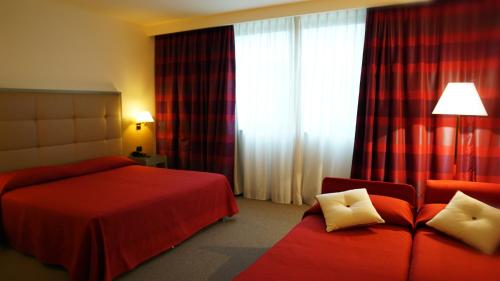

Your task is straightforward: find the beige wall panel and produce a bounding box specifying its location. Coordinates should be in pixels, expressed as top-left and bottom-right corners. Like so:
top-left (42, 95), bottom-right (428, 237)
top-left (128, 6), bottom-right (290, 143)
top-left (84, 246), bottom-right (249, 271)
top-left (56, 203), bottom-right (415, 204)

top-left (106, 96), bottom-right (121, 117)
top-left (37, 94), bottom-right (74, 119)
top-left (107, 116), bottom-right (122, 139)
top-left (0, 94), bottom-right (36, 121)
top-left (0, 121), bottom-right (37, 150)
top-left (107, 138), bottom-right (123, 156)
top-left (75, 118), bottom-right (107, 142)
top-left (75, 141), bottom-right (108, 161)
top-left (37, 119), bottom-right (75, 146)
top-left (0, 90), bottom-right (122, 172)
top-left (0, 149), bottom-right (39, 172)
top-left (74, 95), bottom-right (107, 118)
top-left (39, 144), bottom-right (76, 166)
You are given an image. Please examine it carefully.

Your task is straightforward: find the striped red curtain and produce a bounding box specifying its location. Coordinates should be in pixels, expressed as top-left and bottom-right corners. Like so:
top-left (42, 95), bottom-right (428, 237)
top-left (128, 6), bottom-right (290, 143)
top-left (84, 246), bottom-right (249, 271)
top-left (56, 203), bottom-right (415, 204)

top-left (351, 0), bottom-right (500, 201)
top-left (155, 26), bottom-right (236, 185)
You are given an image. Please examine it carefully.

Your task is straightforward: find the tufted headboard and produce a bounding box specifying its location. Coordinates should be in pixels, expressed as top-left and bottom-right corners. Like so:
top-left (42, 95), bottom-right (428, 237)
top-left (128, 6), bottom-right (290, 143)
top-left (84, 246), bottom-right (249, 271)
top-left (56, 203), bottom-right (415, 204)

top-left (0, 88), bottom-right (123, 172)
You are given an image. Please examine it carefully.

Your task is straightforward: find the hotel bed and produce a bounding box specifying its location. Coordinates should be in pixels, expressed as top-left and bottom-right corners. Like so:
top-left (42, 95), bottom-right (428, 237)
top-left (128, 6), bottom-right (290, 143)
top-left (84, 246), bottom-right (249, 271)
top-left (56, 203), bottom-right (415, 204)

top-left (235, 177), bottom-right (416, 281)
top-left (0, 89), bottom-right (238, 281)
top-left (408, 180), bottom-right (500, 281)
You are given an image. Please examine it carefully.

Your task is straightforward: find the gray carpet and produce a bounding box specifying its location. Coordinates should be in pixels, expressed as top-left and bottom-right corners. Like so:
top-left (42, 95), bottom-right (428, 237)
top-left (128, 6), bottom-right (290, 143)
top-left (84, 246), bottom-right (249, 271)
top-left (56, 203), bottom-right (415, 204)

top-left (0, 197), bottom-right (309, 281)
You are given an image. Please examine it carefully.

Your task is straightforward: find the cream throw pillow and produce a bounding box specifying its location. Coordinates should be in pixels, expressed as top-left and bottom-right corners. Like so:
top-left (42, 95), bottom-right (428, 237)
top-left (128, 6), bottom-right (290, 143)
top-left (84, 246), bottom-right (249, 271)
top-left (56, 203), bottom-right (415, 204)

top-left (316, 188), bottom-right (385, 232)
top-left (427, 191), bottom-right (500, 254)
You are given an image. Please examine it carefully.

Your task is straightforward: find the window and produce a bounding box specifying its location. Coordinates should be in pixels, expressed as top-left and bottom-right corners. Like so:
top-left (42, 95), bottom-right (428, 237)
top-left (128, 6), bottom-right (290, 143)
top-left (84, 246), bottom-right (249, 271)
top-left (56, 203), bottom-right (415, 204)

top-left (234, 9), bottom-right (366, 204)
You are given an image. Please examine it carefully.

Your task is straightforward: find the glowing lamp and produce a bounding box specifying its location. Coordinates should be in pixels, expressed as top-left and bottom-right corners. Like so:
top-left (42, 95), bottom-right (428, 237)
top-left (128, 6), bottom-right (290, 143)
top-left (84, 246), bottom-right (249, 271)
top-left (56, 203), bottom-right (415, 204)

top-left (135, 111), bottom-right (154, 130)
top-left (432, 82), bottom-right (488, 177)
top-left (432, 83), bottom-right (487, 116)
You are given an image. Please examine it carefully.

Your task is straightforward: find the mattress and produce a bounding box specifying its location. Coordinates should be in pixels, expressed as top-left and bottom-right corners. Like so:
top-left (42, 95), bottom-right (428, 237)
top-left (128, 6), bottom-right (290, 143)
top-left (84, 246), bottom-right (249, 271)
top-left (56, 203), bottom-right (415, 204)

top-left (0, 156), bottom-right (238, 281)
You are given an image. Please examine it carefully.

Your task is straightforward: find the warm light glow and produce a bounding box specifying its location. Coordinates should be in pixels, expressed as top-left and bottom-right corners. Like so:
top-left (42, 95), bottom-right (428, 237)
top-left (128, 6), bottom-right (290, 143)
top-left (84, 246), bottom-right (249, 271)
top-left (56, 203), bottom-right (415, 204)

top-left (135, 111), bottom-right (155, 123)
top-left (432, 83), bottom-right (488, 116)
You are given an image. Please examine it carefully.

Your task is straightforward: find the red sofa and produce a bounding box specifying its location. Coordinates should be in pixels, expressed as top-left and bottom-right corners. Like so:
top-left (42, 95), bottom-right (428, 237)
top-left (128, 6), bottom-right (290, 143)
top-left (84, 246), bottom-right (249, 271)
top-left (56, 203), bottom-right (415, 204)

top-left (409, 180), bottom-right (500, 281)
top-left (235, 177), bottom-right (416, 281)
top-left (235, 178), bottom-right (500, 281)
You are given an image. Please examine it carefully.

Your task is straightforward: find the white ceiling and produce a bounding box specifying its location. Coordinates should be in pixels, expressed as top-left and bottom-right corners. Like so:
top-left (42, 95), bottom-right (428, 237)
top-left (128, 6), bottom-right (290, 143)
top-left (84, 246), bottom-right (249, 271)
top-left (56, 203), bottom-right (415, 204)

top-left (61, 0), bottom-right (307, 26)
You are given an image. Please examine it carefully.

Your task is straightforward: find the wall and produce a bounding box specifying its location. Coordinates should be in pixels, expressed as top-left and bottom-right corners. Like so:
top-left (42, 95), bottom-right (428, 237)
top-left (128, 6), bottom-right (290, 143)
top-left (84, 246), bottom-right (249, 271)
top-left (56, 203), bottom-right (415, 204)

top-left (0, 0), bottom-right (155, 155)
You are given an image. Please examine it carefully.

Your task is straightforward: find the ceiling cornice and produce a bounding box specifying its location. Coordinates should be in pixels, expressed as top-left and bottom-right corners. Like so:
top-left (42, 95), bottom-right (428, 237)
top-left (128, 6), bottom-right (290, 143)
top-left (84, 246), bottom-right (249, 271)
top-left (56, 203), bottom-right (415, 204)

top-left (145, 0), bottom-right (427, 36)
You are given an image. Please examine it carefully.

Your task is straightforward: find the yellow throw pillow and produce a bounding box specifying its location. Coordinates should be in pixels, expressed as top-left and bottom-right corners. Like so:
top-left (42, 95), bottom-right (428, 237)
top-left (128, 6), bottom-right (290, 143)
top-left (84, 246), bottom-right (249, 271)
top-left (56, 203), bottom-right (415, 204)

top-left (316, 188), bottom-right (385, 232)
top-left (426, 191), bottom-right (500, 254)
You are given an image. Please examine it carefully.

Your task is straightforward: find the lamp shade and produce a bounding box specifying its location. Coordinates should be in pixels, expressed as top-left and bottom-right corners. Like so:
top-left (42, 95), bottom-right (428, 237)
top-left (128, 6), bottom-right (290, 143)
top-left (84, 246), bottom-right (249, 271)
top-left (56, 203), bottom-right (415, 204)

top-left (136, 111), bottom-right (155, 123)
top-left (432, 83), bottom-right (488, 116)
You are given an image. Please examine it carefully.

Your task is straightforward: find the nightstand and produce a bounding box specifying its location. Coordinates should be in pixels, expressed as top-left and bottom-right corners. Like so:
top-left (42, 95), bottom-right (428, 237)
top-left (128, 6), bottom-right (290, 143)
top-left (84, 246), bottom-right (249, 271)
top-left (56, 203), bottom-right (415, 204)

top-left (129, 154), bottom-right (167, 168)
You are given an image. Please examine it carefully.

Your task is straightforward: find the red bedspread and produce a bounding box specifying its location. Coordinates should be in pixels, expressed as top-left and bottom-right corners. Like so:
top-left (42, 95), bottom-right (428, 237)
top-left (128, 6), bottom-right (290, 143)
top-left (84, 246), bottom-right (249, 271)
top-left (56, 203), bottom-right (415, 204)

top-left (235, 214), bottom-right (413, 281)
top-left (0, 157), bottom-right (238, 281)
top-left (409, 204), bottom-right (500, 281)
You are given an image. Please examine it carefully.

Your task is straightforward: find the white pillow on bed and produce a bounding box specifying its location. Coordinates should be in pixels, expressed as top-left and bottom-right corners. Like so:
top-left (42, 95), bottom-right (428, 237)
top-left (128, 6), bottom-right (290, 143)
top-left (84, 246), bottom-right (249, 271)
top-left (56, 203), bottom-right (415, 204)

top-left (316, 188), bottom-right (385, 232)
top-left (426, 191), bottom-right (500, 254)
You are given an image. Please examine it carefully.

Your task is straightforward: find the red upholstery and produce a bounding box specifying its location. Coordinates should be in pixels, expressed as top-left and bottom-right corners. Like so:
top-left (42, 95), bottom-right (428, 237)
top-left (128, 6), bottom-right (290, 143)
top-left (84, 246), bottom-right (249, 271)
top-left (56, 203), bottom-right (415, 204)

top-left (238, 178), bottom-right (500, 281)
top-left (235, 215), bottom-right (413, 281)
top-left (409, 228), bottom-right (500, 281)
top-left (409, 180), bottom-right (500, 281)
top-left (322, 177), bottom-right (416, 209)
top-left (410, 208), bottom-right (500, 281)
top-left (236, 178), bottom-right (416, 281)
top-left (425, 180), bottom-right (500, 207)
top-left (304, 195), bottom-right (414, 230)
top-left (415, 204), bottom-right (445, 227)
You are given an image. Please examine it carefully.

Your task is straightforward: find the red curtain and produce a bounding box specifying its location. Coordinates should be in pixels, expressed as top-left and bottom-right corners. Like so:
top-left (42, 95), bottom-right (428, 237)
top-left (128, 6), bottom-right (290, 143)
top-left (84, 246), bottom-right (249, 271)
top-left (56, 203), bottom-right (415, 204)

top-left (155, 26), bottom-right (236, 185)
top-left (351, 0), bottom-right (500, 201)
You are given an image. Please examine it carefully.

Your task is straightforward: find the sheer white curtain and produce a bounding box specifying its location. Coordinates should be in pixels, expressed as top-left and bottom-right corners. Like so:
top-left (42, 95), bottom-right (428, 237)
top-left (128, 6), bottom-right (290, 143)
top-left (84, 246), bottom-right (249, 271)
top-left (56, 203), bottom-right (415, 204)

top-left (299, 10), bottom-right (366, 204)
top-left (235, 9), bottom-right (366, 204)
top-left (234, 18), bottom-right (298, 203)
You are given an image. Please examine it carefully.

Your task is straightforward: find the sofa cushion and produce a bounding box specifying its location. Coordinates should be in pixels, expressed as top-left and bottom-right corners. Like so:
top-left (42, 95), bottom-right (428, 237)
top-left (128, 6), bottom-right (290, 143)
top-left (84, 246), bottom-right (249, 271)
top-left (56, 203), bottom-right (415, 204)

top-left (306, 194), bottom-right (414, 229)
top-left (426, 191), bottom-right (500, 254)
top-left (316, 188), bottom-right (384, 231)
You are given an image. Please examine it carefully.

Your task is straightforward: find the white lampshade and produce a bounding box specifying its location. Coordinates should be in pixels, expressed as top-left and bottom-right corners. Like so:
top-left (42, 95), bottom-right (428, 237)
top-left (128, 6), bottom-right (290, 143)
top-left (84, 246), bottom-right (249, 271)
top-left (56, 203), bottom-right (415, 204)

top-left (136, 111), bottom-right (155, 123)
top-left (432, 83), bottom-right (487, 116)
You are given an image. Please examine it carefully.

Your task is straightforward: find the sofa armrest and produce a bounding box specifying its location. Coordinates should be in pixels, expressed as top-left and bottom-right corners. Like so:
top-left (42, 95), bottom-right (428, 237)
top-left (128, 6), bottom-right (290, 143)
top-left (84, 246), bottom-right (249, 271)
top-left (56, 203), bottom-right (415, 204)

top-left (425, 180), bottom-right (500, 207)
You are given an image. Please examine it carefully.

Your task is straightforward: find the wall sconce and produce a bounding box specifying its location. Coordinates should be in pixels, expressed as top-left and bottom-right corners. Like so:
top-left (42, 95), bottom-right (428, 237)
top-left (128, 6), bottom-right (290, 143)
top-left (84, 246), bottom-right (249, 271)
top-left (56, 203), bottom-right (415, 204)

top-left (135, 111), bottom-right (155, 130)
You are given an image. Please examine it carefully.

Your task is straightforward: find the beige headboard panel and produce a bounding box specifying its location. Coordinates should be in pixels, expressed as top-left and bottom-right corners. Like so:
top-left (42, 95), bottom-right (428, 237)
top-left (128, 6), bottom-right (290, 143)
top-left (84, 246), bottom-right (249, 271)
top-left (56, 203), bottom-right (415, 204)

top-left (0, 89), bottom-right (123, 172)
